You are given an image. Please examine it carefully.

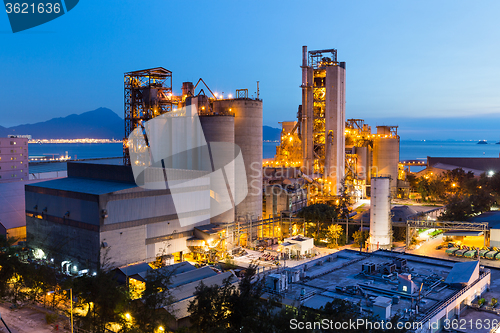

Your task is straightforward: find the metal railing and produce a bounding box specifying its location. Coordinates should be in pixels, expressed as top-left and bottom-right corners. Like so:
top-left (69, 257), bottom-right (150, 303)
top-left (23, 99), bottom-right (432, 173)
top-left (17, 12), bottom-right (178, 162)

top-left (418, 270), bottom-right (491, 324)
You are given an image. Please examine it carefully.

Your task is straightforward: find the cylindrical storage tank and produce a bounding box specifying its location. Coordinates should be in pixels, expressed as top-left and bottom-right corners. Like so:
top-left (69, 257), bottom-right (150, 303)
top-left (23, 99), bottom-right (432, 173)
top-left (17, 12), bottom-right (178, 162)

top-left (373, 136), bottom-right (399, 196)
top-left (199, 115), bottom-right (235, 225)
top-left (369, 177), bottom-right (392, 250)
top-left (182, 82), bottom-right (194, 97)
top-left (355, 146), bottom-right (368, 180)
top-left (213, 99), bottom-right (263, 221)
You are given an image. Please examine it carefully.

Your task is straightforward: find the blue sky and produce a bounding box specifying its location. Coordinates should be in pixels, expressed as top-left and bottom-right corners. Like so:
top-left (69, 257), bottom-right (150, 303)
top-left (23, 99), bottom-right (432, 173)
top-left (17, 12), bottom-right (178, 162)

top-left (1, 0), bottom-right (500, 140)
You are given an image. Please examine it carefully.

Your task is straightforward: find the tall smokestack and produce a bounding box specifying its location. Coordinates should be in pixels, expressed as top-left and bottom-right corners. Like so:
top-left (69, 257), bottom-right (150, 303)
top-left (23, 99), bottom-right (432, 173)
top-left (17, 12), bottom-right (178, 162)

top-left (302, 45), bottom-right (308, 67)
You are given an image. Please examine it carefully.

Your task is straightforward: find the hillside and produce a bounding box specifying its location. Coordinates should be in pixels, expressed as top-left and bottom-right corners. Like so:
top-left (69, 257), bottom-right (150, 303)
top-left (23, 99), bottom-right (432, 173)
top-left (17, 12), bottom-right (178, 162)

top-left (0, 108), bottom-right (123, 139)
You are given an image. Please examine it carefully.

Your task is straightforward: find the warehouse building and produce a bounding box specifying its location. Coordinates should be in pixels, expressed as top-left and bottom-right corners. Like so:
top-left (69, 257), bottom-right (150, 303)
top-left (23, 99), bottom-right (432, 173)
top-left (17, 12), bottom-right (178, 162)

top-left (263, 250), bottom-right (491, 333)
top-left (26, 161), bottom-right (212, 273)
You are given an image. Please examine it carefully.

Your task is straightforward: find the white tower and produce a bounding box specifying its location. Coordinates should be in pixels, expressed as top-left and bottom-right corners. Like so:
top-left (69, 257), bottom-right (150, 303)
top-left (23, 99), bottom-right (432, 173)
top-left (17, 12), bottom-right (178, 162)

top-left (369, 177), bottom-right (392, 250)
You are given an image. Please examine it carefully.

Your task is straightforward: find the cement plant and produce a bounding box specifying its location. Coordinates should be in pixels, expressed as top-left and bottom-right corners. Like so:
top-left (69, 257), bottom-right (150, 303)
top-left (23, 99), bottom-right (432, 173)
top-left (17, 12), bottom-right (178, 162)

top-left (3, 45), bottom-right (500, 333)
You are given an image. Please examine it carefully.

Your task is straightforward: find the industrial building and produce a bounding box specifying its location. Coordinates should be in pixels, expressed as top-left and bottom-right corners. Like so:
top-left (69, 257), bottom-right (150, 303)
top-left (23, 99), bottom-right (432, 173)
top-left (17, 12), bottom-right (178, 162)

top-left (270, 47), bottom-right (405, 204)
top-left (0, 136), bottom-right (29, 182)
top-left (415, 156), bottom-right (500, 178)
top-left (24, 67), bottom-right (268, 270)
top-left (300, 47), bottom-right (346, 195)
top-left (264, 249), bottom-right (491, 333)
top-left (25, 161), bottom-right (214, 272)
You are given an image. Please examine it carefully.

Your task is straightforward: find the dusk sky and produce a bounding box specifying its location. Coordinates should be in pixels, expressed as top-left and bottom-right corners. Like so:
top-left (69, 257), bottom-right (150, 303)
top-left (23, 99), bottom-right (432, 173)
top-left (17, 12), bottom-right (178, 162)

top-left (2, 0), bottom-right (500, 140)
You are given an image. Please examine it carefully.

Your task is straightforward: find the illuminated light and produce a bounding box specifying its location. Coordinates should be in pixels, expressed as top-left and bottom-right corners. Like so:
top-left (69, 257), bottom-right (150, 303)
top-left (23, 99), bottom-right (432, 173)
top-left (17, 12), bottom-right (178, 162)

top-left (452, 183), bottom-right (456, 187)
top-left (125, 313), bottom-right (132, 321)
top-left (158, 327), bottom-right (164, 332)
top-left (73, 265), bottom-right (77, 271)
top-left (488, 170), bottom-right (495, 177)
top-left (228, 94), bottom-right (233, 99)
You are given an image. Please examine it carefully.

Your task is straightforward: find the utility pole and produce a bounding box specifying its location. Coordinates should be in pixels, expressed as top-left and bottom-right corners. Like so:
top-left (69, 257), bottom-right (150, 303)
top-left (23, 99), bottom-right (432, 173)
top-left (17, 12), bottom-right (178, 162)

top-left (0, 312), bottom-right (12, 333)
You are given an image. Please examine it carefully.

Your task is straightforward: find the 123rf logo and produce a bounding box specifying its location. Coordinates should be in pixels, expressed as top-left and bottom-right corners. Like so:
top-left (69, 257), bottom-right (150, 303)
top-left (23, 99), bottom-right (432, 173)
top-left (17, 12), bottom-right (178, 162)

top-left (3, 0), bottom-right (78, 33)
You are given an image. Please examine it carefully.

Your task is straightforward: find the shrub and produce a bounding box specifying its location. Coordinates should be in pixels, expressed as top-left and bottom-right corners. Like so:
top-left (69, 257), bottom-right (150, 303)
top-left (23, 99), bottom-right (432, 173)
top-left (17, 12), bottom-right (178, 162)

top-left (478, 298), bottom-right (486, 306)
top-left (492, 298), bottom-right (497, 306)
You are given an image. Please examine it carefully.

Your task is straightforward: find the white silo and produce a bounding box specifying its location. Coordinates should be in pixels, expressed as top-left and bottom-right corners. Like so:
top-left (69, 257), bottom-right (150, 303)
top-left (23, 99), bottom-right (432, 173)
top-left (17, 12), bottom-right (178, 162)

top-left (369, 177), bottom-right (392, 250)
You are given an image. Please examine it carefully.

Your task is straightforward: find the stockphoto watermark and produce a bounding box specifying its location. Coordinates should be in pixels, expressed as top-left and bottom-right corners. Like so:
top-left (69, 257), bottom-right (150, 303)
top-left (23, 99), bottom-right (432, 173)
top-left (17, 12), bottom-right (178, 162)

top-left (289, 318), bottom-right (423, 331)
top-left (128, 104), bottom-right (248, 227)
top-left (3, 0), bottom-right (79, 33)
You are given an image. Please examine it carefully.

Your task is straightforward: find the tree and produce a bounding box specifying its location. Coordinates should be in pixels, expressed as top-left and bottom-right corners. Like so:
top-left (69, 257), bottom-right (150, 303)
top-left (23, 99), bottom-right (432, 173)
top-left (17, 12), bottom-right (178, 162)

top-left (353, 230), bottom-right (369, 248)
top-left (326, 224), bottom-right (343, 247)
top-left (72, 270), bottom-right (129, 333)
top-left (297, 204), bottom-right (339, 240)
top-left (130, 268), bottom-right (175, 333)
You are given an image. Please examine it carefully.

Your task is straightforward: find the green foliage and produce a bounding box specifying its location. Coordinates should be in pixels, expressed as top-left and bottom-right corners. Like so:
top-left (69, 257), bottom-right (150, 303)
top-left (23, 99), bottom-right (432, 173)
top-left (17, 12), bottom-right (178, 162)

top-left (72, 270), bottom-right (129, 333)
top-left (478, 298), bottom-right (486, 306)
top-left (326, 224), bottom-right (343, 247)
top-left (128, 267), bottom-right (175, 333)
top-left (492, 298), bottom-right (497, 306)
top-left (409, 167), bottom-right (499, 220)
top-left (353, 230), bottom-right (369, 247)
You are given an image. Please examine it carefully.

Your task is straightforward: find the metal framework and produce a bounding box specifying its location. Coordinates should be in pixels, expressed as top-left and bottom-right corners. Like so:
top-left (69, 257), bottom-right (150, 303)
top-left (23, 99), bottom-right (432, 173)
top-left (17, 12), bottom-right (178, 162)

top-left (405, 220), bottom-right (489, 248)
top-left (236, 89), bottom-right (248, 99)
top-left (123, 67), bottom-right (173, 165)
top-left (309, 49), bottom-right (337, 68)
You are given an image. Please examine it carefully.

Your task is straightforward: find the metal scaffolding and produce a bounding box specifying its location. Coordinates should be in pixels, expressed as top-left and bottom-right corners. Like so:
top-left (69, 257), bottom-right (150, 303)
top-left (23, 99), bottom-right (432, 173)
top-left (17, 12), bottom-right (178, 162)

top-left (123, 67), bottom-right (173, 165)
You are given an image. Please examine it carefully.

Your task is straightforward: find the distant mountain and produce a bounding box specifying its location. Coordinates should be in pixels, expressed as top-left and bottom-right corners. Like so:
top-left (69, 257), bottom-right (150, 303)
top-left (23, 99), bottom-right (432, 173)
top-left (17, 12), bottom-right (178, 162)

top-left (0, 108), bottom-right (123, 139)
top-left (263, 125), bottom-right (281, 141)
top-left (0, 108), bottom-right (284, 141)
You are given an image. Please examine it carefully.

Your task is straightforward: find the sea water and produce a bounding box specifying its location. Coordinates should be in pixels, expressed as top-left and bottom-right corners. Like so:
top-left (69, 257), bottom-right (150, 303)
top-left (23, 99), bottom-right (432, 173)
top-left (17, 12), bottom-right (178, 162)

top-left (28, 141), bottom-right (500, 162)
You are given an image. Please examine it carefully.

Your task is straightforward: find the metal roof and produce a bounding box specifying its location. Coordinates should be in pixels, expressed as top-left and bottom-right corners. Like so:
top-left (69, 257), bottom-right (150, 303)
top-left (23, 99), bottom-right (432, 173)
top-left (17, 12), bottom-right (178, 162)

top-left (167, 271), bottom-right (238, 320)
top-left (116, 262), bottom-right (152, 277)
top-left (169, 266), bottom-right (217, 289)
top-left (133, 261), bottom-right (197, 282)
top-left (26, 177), bottom-right (137, 195)
top-left (125, 67), bottom-right (172, 76)
top-left (301, 295), bottom-right (334, 310)
top-left (444, 261), bottom-right (479, 285)
top-left (168, 271), bottom-right (237, 303)
top-left (469, 211), bottom-right (500, 229)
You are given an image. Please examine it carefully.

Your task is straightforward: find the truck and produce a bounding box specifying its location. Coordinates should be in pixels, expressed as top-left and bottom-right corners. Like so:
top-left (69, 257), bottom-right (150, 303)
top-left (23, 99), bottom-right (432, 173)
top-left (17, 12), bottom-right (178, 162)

top-left (446, 246), bottom-right (460, 256)
top-left (464, 247), bottom-right (478, 259)
top-left (485, 248), bottom-right (499, 260)
top-left (454, 246), bottom-right (469, 257)
top-left (478, 247), bottom-right (490, 258)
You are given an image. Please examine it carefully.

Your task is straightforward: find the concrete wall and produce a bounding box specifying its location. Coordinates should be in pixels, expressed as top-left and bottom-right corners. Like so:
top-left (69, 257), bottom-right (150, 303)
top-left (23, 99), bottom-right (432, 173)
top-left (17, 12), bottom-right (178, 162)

top-left (0, 137), bottom-right (28, 182)
top-left (26, 216), bottom-right (100, 271)
top-left (100, 189), bottom-right (210, 267)
top-left (490, 229), bottom-right (500, 248)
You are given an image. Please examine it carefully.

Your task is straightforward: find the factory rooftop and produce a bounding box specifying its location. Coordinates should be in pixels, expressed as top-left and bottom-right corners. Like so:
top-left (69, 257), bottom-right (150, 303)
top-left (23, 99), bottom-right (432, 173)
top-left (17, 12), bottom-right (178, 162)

top-left (270, 249), bottom-right (491, 328)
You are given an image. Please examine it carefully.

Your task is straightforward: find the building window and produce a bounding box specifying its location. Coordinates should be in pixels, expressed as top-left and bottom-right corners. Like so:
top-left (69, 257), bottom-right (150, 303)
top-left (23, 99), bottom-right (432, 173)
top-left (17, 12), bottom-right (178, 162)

top-left (20, 154), bottom-right (22, 156)
top-left (20, 161), bottom-right (23, 164)
top-left (11, 165), bottom-right (16, 169)
top-left (10, 141), bottom-right (13, 145)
